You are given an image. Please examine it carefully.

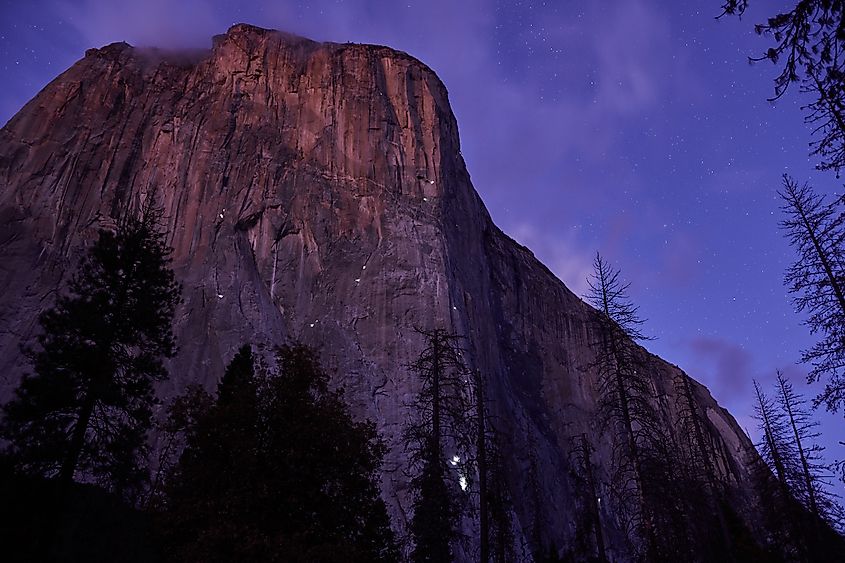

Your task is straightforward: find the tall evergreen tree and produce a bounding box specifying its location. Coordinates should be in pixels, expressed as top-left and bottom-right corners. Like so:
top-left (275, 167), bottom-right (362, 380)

top-left (673, 372), bottom-right (734, 560)
top-left (778, 176), bottom-right (845, 412)
top-left (777, 372), bottom-right (821, 515)
top-left (753, 379), bottom-right (794, 494)
top-left (774, 372), bottom-right (844, 531)
top-left (639, 414), bottom-right (700, 562)
top-left (569, 433), bottom-right (608, 563)
top-left (409, 455), bottom-right (456, 563)
top-left (157, 344), bottom-right (398, 563)
top-left (473, 369), bottom-right (491, 563)
top-left (752, 377), bottom-right (845, 560)
top-left (674, 374), bottom-right (719, 493)
top-left (585, 252), bottom-right (662, 559)
top-left (754, 381), bottom-right (805, 560)
top-left (404, 328), bottom-right (472, 563)
top-left (0, 199), bottom-right (180, 496)
top-left (469, 369), bottom-right (514, 563)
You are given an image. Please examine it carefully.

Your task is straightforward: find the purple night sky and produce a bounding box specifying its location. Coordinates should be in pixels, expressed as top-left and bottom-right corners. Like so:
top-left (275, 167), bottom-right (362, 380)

top-left (1, 1), bottom-right (842, 477)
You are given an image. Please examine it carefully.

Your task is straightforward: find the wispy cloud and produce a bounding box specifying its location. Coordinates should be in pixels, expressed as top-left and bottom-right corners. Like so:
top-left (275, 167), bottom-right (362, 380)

top-left (687, 336), bottom-right (754, 400)
top-left (509, 223), bottom-right (594, 296)
top-left (57, 0), bottom-right (220, 49)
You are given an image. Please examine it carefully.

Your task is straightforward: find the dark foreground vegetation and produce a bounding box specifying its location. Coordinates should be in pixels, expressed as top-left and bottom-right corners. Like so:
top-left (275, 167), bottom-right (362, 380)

top-left (4, 0), bottom-right (845, 559)
top-left (0, 199), bottom-right (840, 563)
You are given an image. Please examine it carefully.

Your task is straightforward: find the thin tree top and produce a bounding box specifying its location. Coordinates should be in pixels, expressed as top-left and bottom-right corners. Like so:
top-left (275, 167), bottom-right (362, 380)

top-left (585, 252), bottom-right (650, 342)
top-left (779, 175), bottom-right (845, 257)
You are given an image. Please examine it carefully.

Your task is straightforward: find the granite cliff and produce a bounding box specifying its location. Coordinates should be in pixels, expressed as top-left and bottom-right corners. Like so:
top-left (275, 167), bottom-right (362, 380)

top-left (0, 24), bottom-right (765, 560)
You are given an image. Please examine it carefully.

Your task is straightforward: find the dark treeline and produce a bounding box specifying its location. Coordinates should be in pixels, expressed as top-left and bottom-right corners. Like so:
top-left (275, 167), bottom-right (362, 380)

top-left (7, 6), bottom-right (845, 551)
top-left (1, 196), bottom-right (842, 563)
top-left (0, 201), bottom-right (400, 562)
top-left (571, 253), bottom-right (744, 562)
top-left (153, 344), bottom-right (398, 562)
top-left (557, 252), bottom-right (845, 562)
top-left (751, 375), bottom-right (844, 561)
top-left (561, 2), bottom-right (845, 555)
top-left (0, 197), bottom-right (515, 563)
top-left (0, 197), bottom-right (517, 562)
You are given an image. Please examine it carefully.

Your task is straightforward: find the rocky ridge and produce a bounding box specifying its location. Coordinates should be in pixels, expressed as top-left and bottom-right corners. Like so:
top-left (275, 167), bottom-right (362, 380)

top-left (0, 24), bottom-right (761, 560)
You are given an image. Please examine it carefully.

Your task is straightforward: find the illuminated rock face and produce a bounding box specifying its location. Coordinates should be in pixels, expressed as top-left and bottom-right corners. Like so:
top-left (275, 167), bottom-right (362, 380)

top-left (0, 24), bottom-right (759, 559)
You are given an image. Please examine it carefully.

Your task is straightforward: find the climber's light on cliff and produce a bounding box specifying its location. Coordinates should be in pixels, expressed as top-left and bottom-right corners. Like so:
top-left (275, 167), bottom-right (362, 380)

top-left (450, 455), bottom-right (460, 466)
top-left (423, 197), bottom-right (428, 202)
top-left (355, 278), bottom-right (361, 283)
top-left (428, 180), bottom-right (435, 185)
top-left (452, 306), bottom-right (457, 310)
top-left (459, 475), bottom-right (468, 491)
top-left (310, 323), bottom-right (315, 328)
top-left (362, 265), bottom-right (367, 270)
top-left (217, 293), bottom-right (224, 299)
top-left (597, 497), bottom-right (602, 504)
top-left (219, 213), bottom-right (224, 219)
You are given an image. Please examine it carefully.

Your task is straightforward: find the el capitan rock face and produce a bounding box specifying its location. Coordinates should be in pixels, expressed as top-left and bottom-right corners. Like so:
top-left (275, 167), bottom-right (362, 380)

top-left (0, 24), bottom-right (761, 560)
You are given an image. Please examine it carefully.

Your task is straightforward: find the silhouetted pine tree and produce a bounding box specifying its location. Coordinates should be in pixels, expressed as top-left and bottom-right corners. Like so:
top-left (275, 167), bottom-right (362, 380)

top-left (156, 344), bottom-right (398, 563)
top-left (409, 455), bottom-right (456, 563)
top-left (472, 369), bottom-right (492, 563)
top-left (778, 176), bottom-right (845, 413)
top-left (674, 374), bottom-right (720, 493)
top-left (775, 373), bottom-right (838, 520)
top-left (774, 372), bottom-right (845, 549)
top-left (672, 372), bottom-right (734, 560)
top-left (0, 199), bottom-right (180, 497)
top-left (467, 368), bottom-right (515, 563)
top-left (466, 366), bottom-right (515, 563)
top-left (640, 416), bottom-right (701, 562)
top-left (751, 376), bottom-right (845, 560)
top-left (585, 252), bottom-right (663, 559)
top-left (404, 328), bottom-right (472, 563)
top-left (569, 433), bottom-right (608, 563)
top-left (752, 378), bottom-right (808, 558)
top-left (753, 379), bottom-right (794, 492)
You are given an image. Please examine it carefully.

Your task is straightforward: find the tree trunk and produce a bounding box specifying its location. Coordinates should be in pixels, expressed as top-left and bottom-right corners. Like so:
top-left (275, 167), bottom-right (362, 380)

top-left (681, 375), bottom-right (734, 559)
top-left (475, 370), bottom-right (490, 563)
top-left (59, 391), bottom-right (96, 485)
top-left (581, 433), bottom-right (607, 563)
top-left (608, 330), bottom-right (656, 558)
top-left (797, 198), bottom-right (845, 317)
top-left (431, 335), bottom-right (442, 464)
top-left (778, 377), bottom-right (819, 516)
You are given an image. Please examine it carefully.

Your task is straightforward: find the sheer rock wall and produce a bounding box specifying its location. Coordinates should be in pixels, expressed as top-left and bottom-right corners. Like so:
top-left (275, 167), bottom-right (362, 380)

top-left (0, 24), bottom-right (759, 560)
